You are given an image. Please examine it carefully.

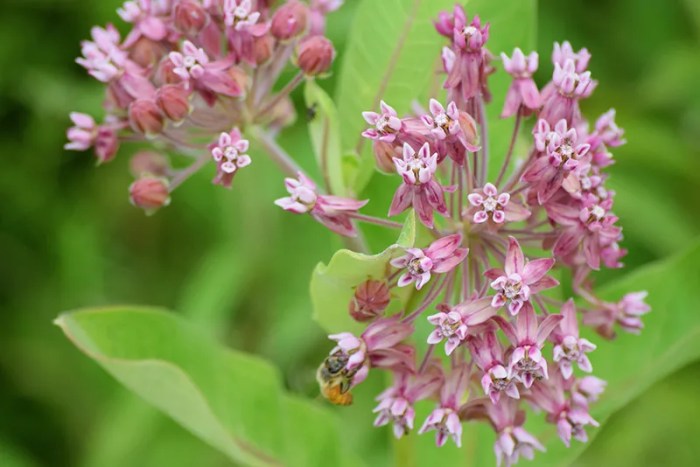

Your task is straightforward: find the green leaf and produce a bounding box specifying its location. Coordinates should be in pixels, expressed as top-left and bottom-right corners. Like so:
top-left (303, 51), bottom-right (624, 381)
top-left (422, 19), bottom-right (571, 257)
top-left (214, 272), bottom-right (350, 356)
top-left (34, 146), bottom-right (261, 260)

top-left (335, 0), bottom-right (458, 194)
top-left (55, 307), bottom-right (363, 467)
top-left (311, 211), bottom-right (416, 334)
top-left (304, 80), bottom-right (346, 196)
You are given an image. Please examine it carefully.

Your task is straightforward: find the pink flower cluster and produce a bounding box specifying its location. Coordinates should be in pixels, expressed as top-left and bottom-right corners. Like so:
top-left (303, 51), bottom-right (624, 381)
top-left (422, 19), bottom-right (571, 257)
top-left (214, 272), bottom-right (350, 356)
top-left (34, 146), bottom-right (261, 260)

top-left (314, 4), bottom-right (648, 465)
top-left (66, 0), bottom-right (340, 212)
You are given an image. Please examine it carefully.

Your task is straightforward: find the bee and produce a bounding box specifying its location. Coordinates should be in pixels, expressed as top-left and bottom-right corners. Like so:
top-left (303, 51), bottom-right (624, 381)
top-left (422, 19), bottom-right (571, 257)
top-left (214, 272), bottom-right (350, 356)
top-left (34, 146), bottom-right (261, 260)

top-left (316, 351), bottom-right (354, 406)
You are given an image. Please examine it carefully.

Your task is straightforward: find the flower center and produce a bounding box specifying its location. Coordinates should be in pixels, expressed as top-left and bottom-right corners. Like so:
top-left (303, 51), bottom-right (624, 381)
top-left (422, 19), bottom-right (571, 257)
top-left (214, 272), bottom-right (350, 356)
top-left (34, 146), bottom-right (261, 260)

top-left (482, 196), bottom-right (498, 212)
top-left (503, 279), bottom-right (522, 299)
top-left (435, 113), bottom-right (450, 129)
top-left (377, 115), bottom-right (396, 134)
top-left (408, 257), bottom-right (426, 275)
top-left (440, 318), bottom-right (461, 337)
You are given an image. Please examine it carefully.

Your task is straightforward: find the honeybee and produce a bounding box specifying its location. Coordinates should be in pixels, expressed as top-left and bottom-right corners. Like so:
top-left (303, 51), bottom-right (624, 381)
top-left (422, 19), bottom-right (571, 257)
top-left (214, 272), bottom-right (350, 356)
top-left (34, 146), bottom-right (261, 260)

top-left (316, 351), bottom-right (354, 406)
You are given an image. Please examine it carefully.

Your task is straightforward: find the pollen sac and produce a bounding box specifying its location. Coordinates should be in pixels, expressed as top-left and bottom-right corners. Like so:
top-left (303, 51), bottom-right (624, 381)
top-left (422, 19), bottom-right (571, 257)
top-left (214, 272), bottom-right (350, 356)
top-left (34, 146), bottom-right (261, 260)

top-left (349, 279), bottom-right (391, 322)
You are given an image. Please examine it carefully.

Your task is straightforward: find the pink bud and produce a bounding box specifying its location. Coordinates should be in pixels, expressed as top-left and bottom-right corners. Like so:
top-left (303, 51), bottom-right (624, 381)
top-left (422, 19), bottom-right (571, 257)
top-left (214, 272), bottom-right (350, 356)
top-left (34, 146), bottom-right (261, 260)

top-left (458, 110), bottom-right (478, 147)
top-left (271, 0), bottom-right (309, 41)
top-left (296, 35), bottom-right (335, 76)
top-left (155, 85), bottom-right (191, 123)
top-left (373, 140), bottom-right (398, 174)
top-left (129, 37), bottom-right (167, 68)
top-left (129, 150), bottom-right (170, 177)
top-left (349, 280), bottom-right (391, 322)
top-left (173, 0), bottom-right (209, 35)
top-left (129, 176), bottom-right (171, 215)
top-left (252, 34), bottom-right (275, 66)
top-left (128, 99), bottom-right (164, 136)
top-left (156, 57), bottom-right (185, 85)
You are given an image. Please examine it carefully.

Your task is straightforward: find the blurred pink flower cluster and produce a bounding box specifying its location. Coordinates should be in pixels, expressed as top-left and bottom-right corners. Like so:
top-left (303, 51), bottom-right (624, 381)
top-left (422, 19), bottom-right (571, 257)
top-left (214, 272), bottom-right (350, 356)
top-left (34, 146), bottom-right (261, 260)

top-left (66, 0), bottom-right (339, 210)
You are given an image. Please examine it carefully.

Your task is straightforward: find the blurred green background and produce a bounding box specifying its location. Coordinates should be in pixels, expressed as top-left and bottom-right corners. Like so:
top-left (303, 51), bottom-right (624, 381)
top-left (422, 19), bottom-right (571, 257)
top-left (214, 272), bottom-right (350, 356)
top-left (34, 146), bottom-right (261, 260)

top-left (1, 0), bottom-right (699, 466)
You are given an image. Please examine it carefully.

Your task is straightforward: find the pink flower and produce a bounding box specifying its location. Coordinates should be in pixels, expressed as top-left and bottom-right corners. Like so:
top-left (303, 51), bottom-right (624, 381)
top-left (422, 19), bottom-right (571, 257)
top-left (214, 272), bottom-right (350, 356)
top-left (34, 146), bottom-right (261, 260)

top-left (468, 332), bottom-right (520, 404)
top-left (497, 302), bottom-right (563, 388)
top-left (486, 237), bottom-right (558, 315)
top-left (540, 59), bottom-right (595, 125)
top-left (362, 101), bottom-right (403, 142)
top-left (275, 172), bottom-right (368, 237)
top-left (117, 0), bottom-right (168, 47)
top-left (523, 119), bottom-right (591, 204)
top-left (211, 128), bottom-right (251, 188)
top-left (546, 198), bottom-right (622, 270)
top-left (373, 367), bottom-right (443, 438)
top-left (169, 41), bottom-right (242, 97)
top-left (65, 113), bottom-right (97, 151)
top-left (501, 48), bottom-right (541, 117)
top-left (421, 99), bottom-right (461, 140)
top-left (224, 0), bottom-right (261, 30)
top-left (391, 234), bottom-right (468, 290)
top-left (389, 142), bottom-right (449, 228)
top-left (467, 183), bottom-right (530, 225)
top-left (552, 300), bottom-right (596, 379)
top-left (552, 41), bottom-right (591, 71)
top-left (419, 364), bottom-right (469, 447)
top-left (589, 109), bottom-right (626, 149)
top-left (441, 6), bottom-right (490, 100)
top-left (583, 291), bottom-right (650, 338)
top-left (76, 24), bottom-right (128, 82)
top-left (427, 298), bottom-right (495, 355)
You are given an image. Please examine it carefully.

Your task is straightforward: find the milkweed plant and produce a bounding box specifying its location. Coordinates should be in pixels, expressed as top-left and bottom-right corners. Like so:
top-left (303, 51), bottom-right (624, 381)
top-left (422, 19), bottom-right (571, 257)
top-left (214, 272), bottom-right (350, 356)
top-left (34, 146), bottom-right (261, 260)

top-left (65, 1), bottom-right (650, 465)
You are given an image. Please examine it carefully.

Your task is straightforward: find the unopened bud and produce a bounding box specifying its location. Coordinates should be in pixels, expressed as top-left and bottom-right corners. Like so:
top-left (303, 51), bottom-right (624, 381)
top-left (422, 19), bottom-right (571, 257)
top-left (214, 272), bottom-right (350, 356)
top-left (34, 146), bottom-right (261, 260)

top-left (155, 84), bottom-right (191, 124)
top-left (296, 35), bottom-right (335, 76)
top-left (129, 37), bottom-right (167, 68)
top-left (173, 0), bottom-right (209, 35)
top-left (252, 34), bottom-right (275, 66)
top-left (156, 57), bottom-right (184, 85)
top-left (372, 140), bottom-right (398, 174)
top-left (349, 279), bottom-right (390, 322)
top-left (458, 110), bottom-right (478, 147)
top-left (128, 99), bottom-right (164, 136)
top-left (130, 151), bottom-right (170, 177)
top-left (226, 66), bottom-right (249, 95)
top-left (129, 176), bottom-right (171, 215)
top-left (271, 0), bottom-right (309, 41)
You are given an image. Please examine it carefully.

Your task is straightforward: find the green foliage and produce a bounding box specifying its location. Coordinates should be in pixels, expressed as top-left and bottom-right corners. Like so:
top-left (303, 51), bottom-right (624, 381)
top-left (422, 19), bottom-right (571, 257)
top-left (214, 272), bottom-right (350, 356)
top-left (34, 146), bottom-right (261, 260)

top-left (335, 0), bottom-right (458, 194)
top-left (56, 307), bottom-right (362, 467)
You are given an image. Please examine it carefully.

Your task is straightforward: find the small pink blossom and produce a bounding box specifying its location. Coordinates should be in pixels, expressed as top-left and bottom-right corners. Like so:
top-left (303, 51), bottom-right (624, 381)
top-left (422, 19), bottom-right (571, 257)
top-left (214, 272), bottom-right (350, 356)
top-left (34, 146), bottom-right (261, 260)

top-left (486, 237), bottom-right (558, 315)
top-left (391, 233), bottom-right (468, 290)
top-left (468, 183), bottom-right (530, 225)
top-left (224, 0), bottom-right (261, 30)
top-left (469, 332), bottom-right (520, 404)
top-left (275, 172), bottom-right (368, 237)
top-left (76, 24), bottom-right (128, 82)
top-left (501, 48), bottom-right (541, 117)
top-left (117, 0), bottom-right (168, 47)
top-left (362, 101), bottom-right (403, 143)
top-left (552, 41), bottom-right (591, 72)
top-left (552, 300), bottom-right (596, 379)
top-left (427, 298), bottom-right (495, 355)
top-left (389, 142), bottom-right (449, 228)
top-left (540, 59), bottom-right (595, 125)
top-left (419, 364), bottom-right (469, 447)
top-left (373, 367), bottom-right (442, 438)
top-left (583, 291), bottom-right (650, 338)
top-left (211, 128), bottom-right (251, 188)
top-left (497, 302), bottom-right (563, 388)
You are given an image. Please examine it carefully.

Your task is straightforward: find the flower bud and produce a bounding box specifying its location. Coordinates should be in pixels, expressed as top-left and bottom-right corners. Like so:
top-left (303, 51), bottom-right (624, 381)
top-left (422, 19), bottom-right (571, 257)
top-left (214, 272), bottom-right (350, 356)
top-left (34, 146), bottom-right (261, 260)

top-left (226, 66), bottom-right (249, 95)
top-left (173, 0), bottom-right (209, 36)
top-left (349, 279), bottom-right (391, 322)
top-left (94, 126), bottom-right (120, 164)
top-left (128, 99), bottom-right (164, 136)
top-left (155, 57), bottom-right (184, 85)
top-left (155, 84), bottom-right (191, 124)
top-left (129, 37), bottom-right (167, 68)
top-left (130, 151), bottom-right (170, 177)
top-left (296, 35), bottom-right (335, 76)
top-left (129, 176), bottom-right (171, 215)
top-left (252, 34), bottom-right (275, 66)
top-left (458, 110), bottom-right (478, 147)
top-left (271, 0), bottom-right (309, 41)
top-left (372, 140), bottom-right (398, 174)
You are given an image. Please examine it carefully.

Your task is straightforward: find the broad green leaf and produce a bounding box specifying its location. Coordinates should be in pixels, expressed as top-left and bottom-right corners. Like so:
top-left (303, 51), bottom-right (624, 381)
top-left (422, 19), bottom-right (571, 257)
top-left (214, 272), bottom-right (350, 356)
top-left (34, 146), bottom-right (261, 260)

top-left (311, 211), bottom-right (416, 334)
top-left (304, 80), bottom-right (346, 196)
top-left (56, 307), bottom-right (363, 467)
top-left (335, 0), bottom-right (458, 194)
